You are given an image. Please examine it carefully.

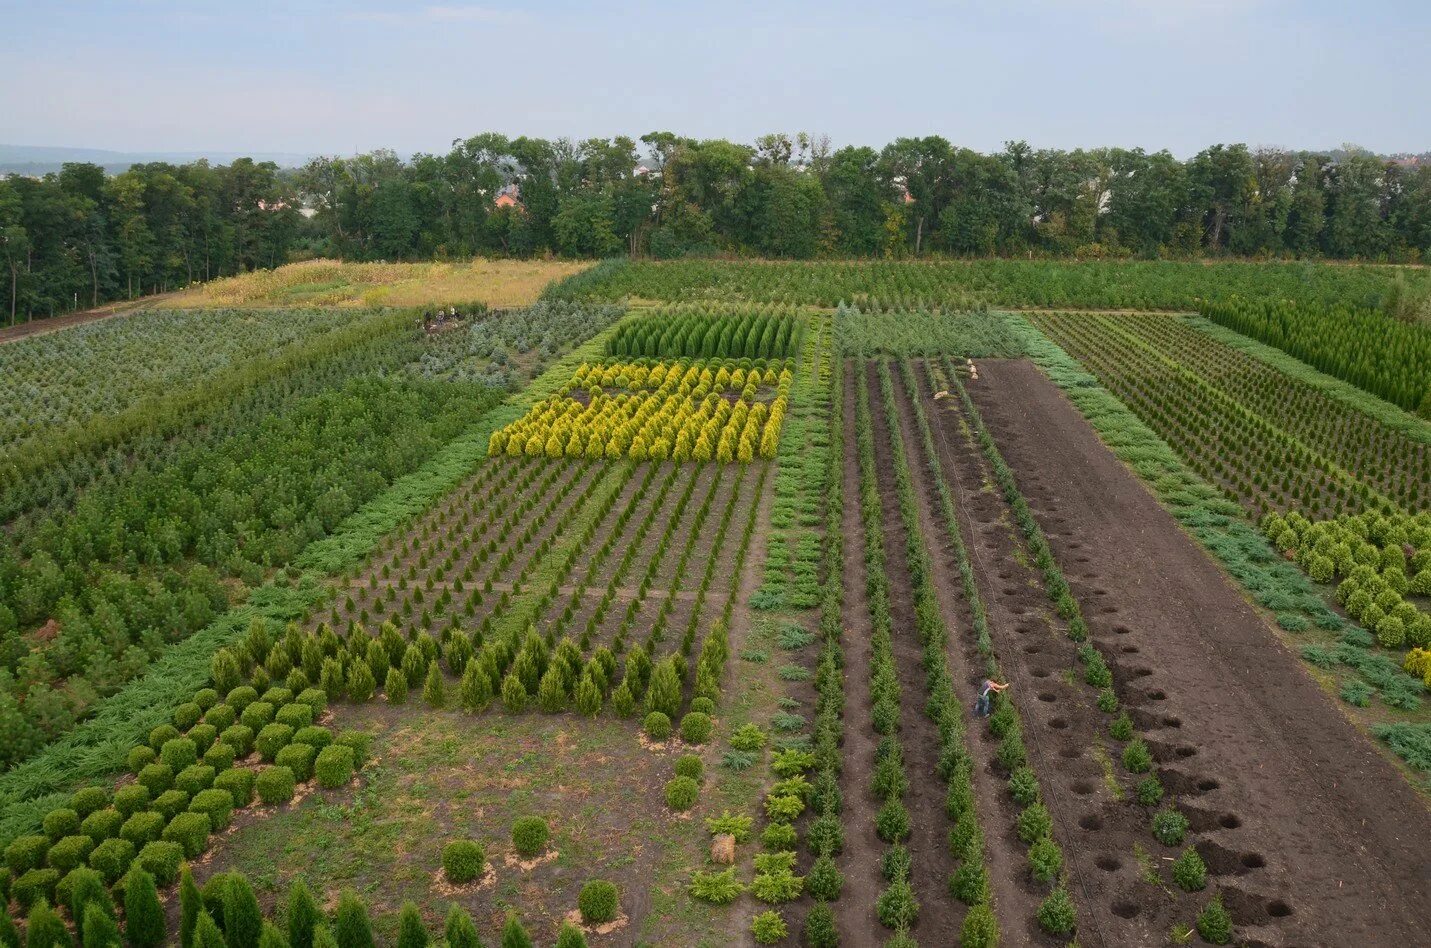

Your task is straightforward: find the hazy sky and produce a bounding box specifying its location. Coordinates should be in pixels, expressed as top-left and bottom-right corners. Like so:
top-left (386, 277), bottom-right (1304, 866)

top-left (3, 0), bottom-right (1427, 159)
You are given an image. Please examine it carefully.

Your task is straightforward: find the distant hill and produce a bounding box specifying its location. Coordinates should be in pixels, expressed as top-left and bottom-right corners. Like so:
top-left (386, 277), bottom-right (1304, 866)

top-left (0, 144), bottom-right (314, 176)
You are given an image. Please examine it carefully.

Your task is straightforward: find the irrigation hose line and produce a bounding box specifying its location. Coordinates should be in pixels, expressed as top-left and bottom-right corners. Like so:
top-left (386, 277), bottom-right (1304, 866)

top-left (924, 357), bottom-right (1109, 948)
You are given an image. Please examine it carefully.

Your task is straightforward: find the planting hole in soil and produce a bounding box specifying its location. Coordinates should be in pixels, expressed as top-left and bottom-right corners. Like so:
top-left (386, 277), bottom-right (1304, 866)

top-left (1221, 813), bottom-right (1243, 829)
top-left (1037, 691), bottom-right (1057, 702)
top-left (1048, 717), bottom-right (1069, 729)
top-left (1079, 813), bottom-right (1104, 831)
top-left (1241, 853), bottom-right (1267, 870)
top-left (1268, 900), bottom-right (1294, 918)
top-left (1111, 900), bottom-right (1141, 919)
top-left (1071, 780), bottom-right (1096, 795)
top-left (1197, 778), bottom-right (1220, 791)
top-left (1096, 854), bottom-right (1122, 872)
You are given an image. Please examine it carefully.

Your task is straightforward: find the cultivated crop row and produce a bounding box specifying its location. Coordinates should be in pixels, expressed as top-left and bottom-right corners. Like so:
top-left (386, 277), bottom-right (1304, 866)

top-left (607, 305), bottom-right (805, 360)
top-left (1030, 312), bottom-right (1423, 519)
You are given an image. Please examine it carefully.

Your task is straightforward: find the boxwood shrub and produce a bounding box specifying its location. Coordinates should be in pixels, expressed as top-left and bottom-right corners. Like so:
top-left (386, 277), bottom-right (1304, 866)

top-left (127, 745), bottom-right (157, 774)
top-left (256, 723), bottom-right (295, 762)
top-left (226, 686), bottom-right (259, 711)
top-left (5, 835), bottom-right (49, 874)
top-left (42, 808), bottom-right (79, 841)
top-left (296, 687), bottom-right (328, 714)
top-left (276, 702), bottom-right (314, 730)
top-left (214, 768), bottom-right (255, 807)
top-left (204, 704), bottom-right (237, 732)
top-left (442, 840), bottom-right (486, 883)
top-left (160, 738), bottom-right (198, 771)
top-left (578, 880), bottom-right (619, 924)
top-left (120, 812), bottom-right (166, 847)
top-left (136, 841), bottom-right (184, 886)
top-left (80, 808), bottom-right (124, 845)
top-left (679, 712), bottom-right (713, 745)
top-left (189, 789), bottom-right (235, 831)
top-left (45, 835), bottom-right (94, 873)
top-left (151, 790), bottom-right (191, 820)
top-left (203, 741), bottom-right (237, 771)
top-left (275, 744), bottom-right (316, 782)
top-left (139, 763), bottom-right (177, 797)
top-left (335, 731), bottom-right (371, 768)
top-left (240, 701), bottom-right (276, 732)
top-left (188, 723), bottom-right (218, 754)
top-left (255, 766), bottom-right (296, 805)
top-left (511, 817), bottom-right (549, 857)
top-left (148, 725), bottom-right (181, 752)
top-left (261, 687), bottom-right (295, 707)
top-left (644, 712), bottom-right (672, 740)
top-left (220, 724), bottom-right (255, 756)
top-left (665, 777), bottom-right (699, 812)
top-left (113, 784), bottom-right (151, 817)
top-left (175, 764), bottom-right (216, 797)
top-left (174, 702), bottom-right (204, 731)
top-left (87, 837), bottom-right (135, 884)
top-left (314, 745), bottom-right (355, 788)
top-left (69, 787), bottom-right (109, 818)
top-left (193, 688), bottom-right (220, 710)
top-left (292, 725), bottom-right (332, 750)
top-left (161, 812), bottom-right (210, 858)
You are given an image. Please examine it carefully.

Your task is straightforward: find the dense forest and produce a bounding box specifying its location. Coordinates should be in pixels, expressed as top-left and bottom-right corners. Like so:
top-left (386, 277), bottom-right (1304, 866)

top-left (4, 132), bottom-right (1431, 322)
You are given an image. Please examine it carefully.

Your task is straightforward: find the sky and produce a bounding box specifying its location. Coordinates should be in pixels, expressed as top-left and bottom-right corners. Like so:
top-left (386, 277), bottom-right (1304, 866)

top-left (2, 0), bottom-right (1428, 160)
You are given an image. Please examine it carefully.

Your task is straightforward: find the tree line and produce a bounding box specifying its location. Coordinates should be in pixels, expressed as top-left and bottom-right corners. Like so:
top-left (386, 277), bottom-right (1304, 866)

top-left (4, 132), bottom-right (1431, 322)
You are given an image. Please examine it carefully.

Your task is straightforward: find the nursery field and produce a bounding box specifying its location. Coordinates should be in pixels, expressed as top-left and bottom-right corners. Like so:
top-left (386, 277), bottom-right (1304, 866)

top-left (2, 257), bottom-right (1429, 948)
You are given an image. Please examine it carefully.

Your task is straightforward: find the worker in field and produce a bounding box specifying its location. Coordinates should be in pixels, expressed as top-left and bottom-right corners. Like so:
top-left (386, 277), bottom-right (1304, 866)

top-left (975, 677), bottom-right (1010, 717)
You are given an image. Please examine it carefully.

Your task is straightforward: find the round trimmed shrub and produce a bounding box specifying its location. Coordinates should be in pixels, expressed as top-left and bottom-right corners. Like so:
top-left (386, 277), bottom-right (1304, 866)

top-left (203, 741), bottom-right (237, 771)
top-left (679, 712), bottom-right (713, 745)
top-left (643, 712), bottom-right (672, 740)
top-left (160, 738), bottom-right (198, 771)
top-left (87, 837), bottom-right (135, 884)
top-left (335, 731), bottom-right (372, 768)
top-left (276, 702), bottom-right (314, 730)
top-left (511, 817), bottom-right (550, 857)
top-left (578, 879), bottom-right (619, 924)
top-left (292, 726), bottom-right (333, 750)
top-left (151, 790), bottom-right (190, 820)
top-left (204, 704), bottom-right (236, 731)
top-left (314, 745), bottom-right (355, 788)
top-left (296, 687), bottom-right (328, 713)
top-left (189, 789), bottom-right (235, 832)
top-left (5, 834), bottom-right (49, 874)
top-left (80, 808), bottom-right (124, 845)
top-left (114, 784), bottom-right (151, 817)
top-left (674, 755), bottom-right (704, 780)
top-left (148, 725), bottom-right (181, 752)
top-left (188, 723), bottom-right (218, 754)
top-left (664, 776), bottom-right (699, 811)
top-left (689, 696), bottom-right (716, 716)
top-left (276, 743), bottom-right (317, 782)
top-left (193, 688), bottom-right (219, 710)
top-left (42, 808), bottom-right (80, 841)
top-left (256, 766), bottom-right (296, 805)
top-left (136, 841), bottom-right (184, 887)
top-left (240, 701), bottom-right (276, 732)
top-left (214, 768), bottom-right (255, 806)
top-left (226, 686), bottom-right (259, 712)
top-left (120, 812), bottom-right (166, 847)
top-left (175, 764), bottom-right (216, 796)
top-left (221, 724), bottom-right (255, 757)
top-left (174, 702), bottom-right (204, 731)
top-left (161, 812), bottom-right (210, 858)
top-left (127, 745), bottom-right (157, 774)
top-left (70, 787), bottom-right (109, 818)
top-left (442, 840), bottom-right (486, 883)
top-left (261, 687), bottom-right (294, 707)
top-left (256, 723), bottom-right (295, 762)
top-left (46, 835), bottom-right (94, 873)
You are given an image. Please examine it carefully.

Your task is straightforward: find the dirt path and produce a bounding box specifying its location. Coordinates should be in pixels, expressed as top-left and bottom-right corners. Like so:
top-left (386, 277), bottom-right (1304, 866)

top-left (833, 360), bottom-right (886, 945)
top-left (0, 293), bottom-right (176, 344)
top-left (969, 358), bottom-right (1431, 946)
top-left (863, 361), bottom-right (966, 944)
